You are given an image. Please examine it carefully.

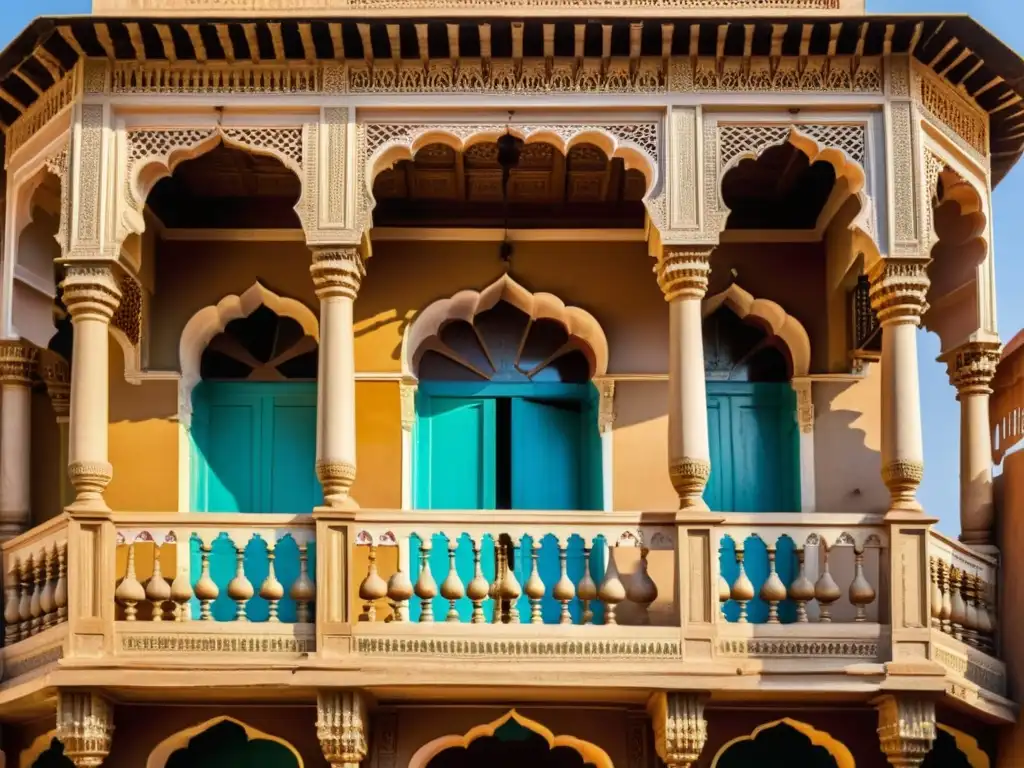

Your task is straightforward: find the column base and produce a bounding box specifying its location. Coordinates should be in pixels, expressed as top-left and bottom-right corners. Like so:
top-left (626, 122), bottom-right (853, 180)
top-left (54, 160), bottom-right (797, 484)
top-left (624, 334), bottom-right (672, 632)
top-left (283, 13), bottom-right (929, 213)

top-left (67, 461), bottom-right (112, 513)
top-left (0, 519), bottom-right (28, 543)
top-left (670, 458), bottom-right (711, 513)
top-left (881, 460), bottom-right (924, 513)
top-left (317, 460), bottom-right (358, 510)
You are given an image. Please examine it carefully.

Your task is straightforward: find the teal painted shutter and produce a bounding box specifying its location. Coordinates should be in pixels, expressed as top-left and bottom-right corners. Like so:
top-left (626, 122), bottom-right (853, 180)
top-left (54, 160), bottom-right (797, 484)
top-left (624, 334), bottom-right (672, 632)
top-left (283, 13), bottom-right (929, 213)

top-left (704, 393), bottom-right (731, 511)
top-left (265, 392), bottom-right (322, 513)
top-left (415, 396), bottom-right (497, 509)
top-left (199, 390), bottom-right (262, 513)
top-left (510, 398), bottom-right (582, 511)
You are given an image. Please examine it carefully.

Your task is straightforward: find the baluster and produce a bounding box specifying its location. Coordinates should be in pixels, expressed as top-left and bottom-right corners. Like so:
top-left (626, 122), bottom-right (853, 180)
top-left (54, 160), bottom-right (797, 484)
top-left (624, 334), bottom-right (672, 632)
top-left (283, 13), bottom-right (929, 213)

top-left (414, 537), bottom-right (437, 623)
top-left (440, 536), bottom-right (465, 623)
top-left (501, 538), bottom-right (522, 624)
top-left (554, 537), bottom-right (577, 626)
top-left (17, 555), bottom-right (32, 640)
top-left (814, 543), bottom-right (841, 623)
top-left (929, 557), bottom-right (942, 629)
top-left (849, 545), bottom-right (876, 623)
top-left (290, 542), bottom-right (316, 623)
top-left (194, 540), bottom-right (219, 621)
top-left (598, 547), bottom-right (626, 626)
top-left (961, 574), bottom-right (980, 648)
top-left (718, 570), bottom-right (731, 620)
top-left (4, 560), bottom-right (21, 643)
top-left (730, 547), bottom-right (755, 624)
top-left (939, 561), bottom-right (953, 634)
top-left (524, 538), bottom-right (544, 625)
top-left (170, 565), bottom-right (194, 622)
top-left (54, 543), bottom-right (67, 624)
top-left (577, 543), bottom-right (598, 625)
top-left (626, 546), bottom-right (657, 626)
top-left (146, 544), bottom-right (171, 622)
top-left (29, 548), bottom-right (43, 634)
top-left (949, 567), bottom-right (966, 641)
top-left (40, 545), bottom-right (56, 629)
top-left (227, 535), bottom-right (255, 622)
top-left (259, 543), bottom-right (285, 623)
top-left (465, 535), bottom-right (489, 624)
top-left (980, 580), bottom-right (997, 653)
top-left (790, 546), bottom-right (815, 623)
top-left (358, 544), bottom-right (388, 622)
top-left (489, 539), bottom-right (506, 624)
top-left (760, 544), bottom-right (786, 624)
top-left (386, 550), bottom-right (414, 623)
top-left (116, 543), bottom-right (146, 622)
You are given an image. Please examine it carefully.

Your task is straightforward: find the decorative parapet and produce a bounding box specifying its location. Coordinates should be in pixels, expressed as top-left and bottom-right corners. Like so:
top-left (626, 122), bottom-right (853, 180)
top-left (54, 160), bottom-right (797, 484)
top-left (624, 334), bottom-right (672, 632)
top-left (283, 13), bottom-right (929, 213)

top-left (4, 64), bottom-right (80, 168)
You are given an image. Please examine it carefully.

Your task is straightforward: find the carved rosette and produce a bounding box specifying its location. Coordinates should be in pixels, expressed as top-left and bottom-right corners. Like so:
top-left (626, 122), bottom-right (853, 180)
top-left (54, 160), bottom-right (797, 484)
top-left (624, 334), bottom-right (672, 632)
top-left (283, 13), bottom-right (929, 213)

top-left (317, 689), bottom-right (369, 768)
top-left (647, 692), bottom-right (708, 768)
top-left (946, 340), bottom-right (1001, 397)
top-left (0, 341), bottom-right (39, 386)
top-left (656, 247), bottom-right (713, 302)
top-left (867, 259), bottom-right (930, 327)
top-left (875, 695), bottom-right (936, 767)
top-left (39, 350), bottom-right (72, 418)
top-left (56, 690), bottom-right (114, 768)
top-left (669, 458), bottom-right (711, 511)
top-left (61, 265), bottom-right (122, 323)
top-left (311, 248), bottom-right (366, 301)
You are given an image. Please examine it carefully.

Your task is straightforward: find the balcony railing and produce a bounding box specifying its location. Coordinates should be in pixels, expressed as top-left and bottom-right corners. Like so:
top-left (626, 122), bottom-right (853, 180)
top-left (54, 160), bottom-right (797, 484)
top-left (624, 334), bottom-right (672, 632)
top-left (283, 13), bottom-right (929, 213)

top-left (0, 508), bottom-right (1005, 703)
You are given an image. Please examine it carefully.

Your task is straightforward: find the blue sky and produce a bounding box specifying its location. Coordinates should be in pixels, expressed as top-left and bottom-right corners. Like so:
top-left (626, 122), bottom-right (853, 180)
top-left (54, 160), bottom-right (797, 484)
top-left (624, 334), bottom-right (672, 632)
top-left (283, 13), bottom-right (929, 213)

top-left (2, 0), bottom-right (1020, 532)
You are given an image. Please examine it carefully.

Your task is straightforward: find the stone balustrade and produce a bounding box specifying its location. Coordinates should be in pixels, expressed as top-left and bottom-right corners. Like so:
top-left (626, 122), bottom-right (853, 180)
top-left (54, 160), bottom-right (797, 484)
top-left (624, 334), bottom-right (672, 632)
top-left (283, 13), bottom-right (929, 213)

top-left (928, 530), bottom-right (999, 655)
top-left (2, 515), bottom-right (69, 644)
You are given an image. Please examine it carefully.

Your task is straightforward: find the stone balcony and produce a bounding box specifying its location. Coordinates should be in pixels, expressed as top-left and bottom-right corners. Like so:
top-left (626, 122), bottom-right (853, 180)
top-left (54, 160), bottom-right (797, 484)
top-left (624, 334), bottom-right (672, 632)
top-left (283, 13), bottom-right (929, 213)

top-left (0, 509), bottom-right (1009, 721)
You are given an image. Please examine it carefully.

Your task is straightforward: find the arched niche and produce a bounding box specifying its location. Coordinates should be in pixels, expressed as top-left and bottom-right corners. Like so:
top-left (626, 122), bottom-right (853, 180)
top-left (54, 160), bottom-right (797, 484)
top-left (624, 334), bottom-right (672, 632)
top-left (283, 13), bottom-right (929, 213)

top-left (11, 164), bottom-right (62, 349)
top-left (145, 716), bottom-right (303, 768)
top-left (178, 282), bottom-right (318, 426)
top-left (402, 274), bottom-right (608, 383)
top-left (409, 710), bottom-right (612, 768)
top-left (710, 718), bottom-right (854, 768)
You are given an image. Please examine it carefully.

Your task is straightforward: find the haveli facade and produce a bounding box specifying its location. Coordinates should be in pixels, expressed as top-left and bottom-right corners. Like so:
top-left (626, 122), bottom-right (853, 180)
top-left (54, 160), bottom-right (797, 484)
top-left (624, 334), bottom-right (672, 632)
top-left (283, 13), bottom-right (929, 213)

top-left (0, 0), bottom-right (1021, 766)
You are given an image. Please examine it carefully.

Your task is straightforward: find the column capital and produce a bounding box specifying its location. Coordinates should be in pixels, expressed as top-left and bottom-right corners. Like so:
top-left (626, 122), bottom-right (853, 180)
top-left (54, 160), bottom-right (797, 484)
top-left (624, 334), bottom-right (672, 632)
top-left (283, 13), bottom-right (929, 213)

top-left (867, 258), bottom-right (931, 326)
top-left (38, 350), bottom-right (72, 418)
top-left (0, 341), bottom-right (38, 386)
top-left (317, 689), bottom-right (369, 768)
top-left (311, 246), bottom-right (366, 301)
top-left (55, 690), bottom-right (114, 768)
top-left (655, 246), bottom-right (713, 302)
top-left (875, 695), bottom-right (936, 767)
top-left (945, 340), bottom-right (1002, 396)
top-left (647, 691), bottom-right (708, 768)
top-left (60, 264), bottom-right (122, 322)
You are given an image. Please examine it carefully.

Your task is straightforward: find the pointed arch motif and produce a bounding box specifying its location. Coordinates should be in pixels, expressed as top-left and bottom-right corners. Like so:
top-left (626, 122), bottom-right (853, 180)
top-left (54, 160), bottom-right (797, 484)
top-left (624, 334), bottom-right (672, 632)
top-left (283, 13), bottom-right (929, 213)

top-left (178, 282), bottom-right (318, 425)
top-left (702, 282), bottom-right (811, 378)
top-left (710, 718), bottom-right (854, 768)
top-left (145, 716), bottom-right (304, 768)
top-left (402, 273), bottom-right (609, 381)
top-left (408, 710), bottom-right (613, 768)
top-left (937, 724), bottom-right (990, 768)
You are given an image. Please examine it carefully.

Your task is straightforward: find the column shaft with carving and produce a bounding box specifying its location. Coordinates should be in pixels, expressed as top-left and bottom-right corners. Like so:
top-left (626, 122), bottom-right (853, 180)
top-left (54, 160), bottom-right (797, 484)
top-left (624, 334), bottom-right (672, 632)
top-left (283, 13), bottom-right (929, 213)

top-left (0, 341), bottom-right (38, 539)
top-left (56, 690), bottom-right (114, 767)
top-left (875, 695), bottom-right (936, 767)
top-left (311, 247), bottom-right (365, 509)
top-left (39, 350), bottom-right (74, 509)
top-left (317, 689), bottom-right (369, 768)
top-left (945, 340), bottom-right (1001, 547)
top-left (61, 264), bottom-right (121, 511)
top-left (868, 259), bottom-right (930, 512)
top-left (657, 247), bottom-right (713, 511)
top-left (647, 691), bottom-right (708, 768)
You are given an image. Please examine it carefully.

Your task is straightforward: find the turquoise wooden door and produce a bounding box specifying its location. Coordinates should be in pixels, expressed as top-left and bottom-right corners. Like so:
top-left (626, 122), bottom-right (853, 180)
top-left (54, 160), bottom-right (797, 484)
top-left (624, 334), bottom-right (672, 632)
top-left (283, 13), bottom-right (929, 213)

top-left (191, 381), bottom-right (321, 513)
top-left (510, 398), bottom-right (585, 511)
top-left (414, 394), bottom-right (497, 509)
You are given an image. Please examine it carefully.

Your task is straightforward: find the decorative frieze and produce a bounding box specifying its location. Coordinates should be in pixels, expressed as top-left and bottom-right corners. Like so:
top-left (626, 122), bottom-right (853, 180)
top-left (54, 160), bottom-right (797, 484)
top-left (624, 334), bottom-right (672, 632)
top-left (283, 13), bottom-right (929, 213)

top-left (317, 690), bottom-right (369, 768)
top-left (717, 639), bottom-right (879, 658)
top-left (97, 0), bottom-right (845, 11)
top-left (647, 692), bottom-right (708, 768)
top-left (918, 70), bottom-right (988, 159)
top-left (120, 633), bottom-right (314, 653)
top-left (875, 695), bottom-right (936, 768)
top-left (55, 690), bottom-right (114, 768)
top-left (73, 105), bottom-right (105, 250)
top-left (4, 65), bottom-right (79, 167)
top-left (356, 636), bottom-right (682, 658)
top-left (717, 123), bottom-right (867, 169)
top-left (888, 101), bottom-right (920, 256)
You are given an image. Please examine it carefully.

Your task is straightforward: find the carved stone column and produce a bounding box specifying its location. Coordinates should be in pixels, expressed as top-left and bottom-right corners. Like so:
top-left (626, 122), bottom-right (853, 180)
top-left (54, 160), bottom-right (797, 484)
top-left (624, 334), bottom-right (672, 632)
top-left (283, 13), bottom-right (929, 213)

top-left (56, 690), bottom-right (114, 767)
top-left (39, 350), bottom-right (73, 509)
top-left (316, 689), bottom-right (369, 768)
top-left (868, 258), bottom-right (930, 512)
top-left (945, 339), bottom-right (1002, 547)
top-left (647, 691), bottom-right (708, 768)
top-left (311, 247), bottom-right (365, 509)
top-left (61, 264), bottom-right (121, 512)
top-left (0, 341), bottom-right (38, 540)
top-left (656, 246), bottom-right (713, 511)
top-left (875, 695), bottom-right (936, 767)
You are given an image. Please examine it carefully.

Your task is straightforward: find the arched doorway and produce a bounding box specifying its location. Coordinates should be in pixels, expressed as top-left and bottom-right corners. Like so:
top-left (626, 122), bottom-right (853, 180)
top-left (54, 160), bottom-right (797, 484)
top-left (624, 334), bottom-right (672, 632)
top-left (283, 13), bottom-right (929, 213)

top-left (713, 720), bottom-right (850, 768)
top-left (428, 719), bottom-right (597, 768)
top-left (149, 719), bottom-right (302, 768)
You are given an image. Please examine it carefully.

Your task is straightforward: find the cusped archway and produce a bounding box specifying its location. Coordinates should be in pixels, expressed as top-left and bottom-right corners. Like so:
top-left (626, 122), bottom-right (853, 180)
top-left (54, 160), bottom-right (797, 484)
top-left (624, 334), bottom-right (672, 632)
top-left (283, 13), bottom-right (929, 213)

top-left (711, 718), bottom-right (854, 768)
top-left (146, 717), bottom-right (303, 768)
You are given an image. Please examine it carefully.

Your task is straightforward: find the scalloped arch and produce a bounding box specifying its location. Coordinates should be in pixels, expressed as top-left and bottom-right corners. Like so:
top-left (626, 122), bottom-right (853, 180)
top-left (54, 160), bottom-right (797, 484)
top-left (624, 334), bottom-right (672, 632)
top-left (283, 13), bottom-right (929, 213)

top-left (402, 273), bottom-right (609, 380)
top-left (709, 718), bottom-right (854, 768)
top-left (937, 724), bottom-right (990, 768)
top-left (178, 281), bottom-right (318, 424)
top-left (408, 709), bottom-right (613, 768)
top-left (702, 282), bottom-right (811, 378)
top-left (144, 716), bottom-right (305, 768)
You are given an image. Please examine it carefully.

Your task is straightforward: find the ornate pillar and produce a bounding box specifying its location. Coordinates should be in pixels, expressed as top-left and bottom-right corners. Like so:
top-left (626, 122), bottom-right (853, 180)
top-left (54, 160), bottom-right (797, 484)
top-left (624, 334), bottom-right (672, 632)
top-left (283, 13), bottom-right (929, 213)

top-left (39, 351), bottom-right (73, 509)
top-left (316, 689), bottom-right (369, 768)
top-left (311, 247), bottom-right (365, 509)
top-left (945, 340), bottom-right (1002, 547)
top-left (61, 265), bottom-right (121, 512)
top-left (868, 259), bottom-right (930, 512)
top-left (656, 246), bottom-right (713, 511)
top-left (55, 690), bottom-right (114, 767)
top-left (875, 695), bottom-right (936, 767)
top-left (0, 341), bottom-right (38, 539)
top-left (647, 691), bottom-right (708, 768)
